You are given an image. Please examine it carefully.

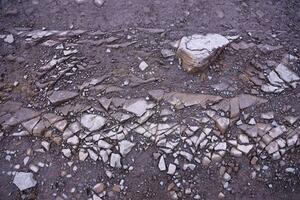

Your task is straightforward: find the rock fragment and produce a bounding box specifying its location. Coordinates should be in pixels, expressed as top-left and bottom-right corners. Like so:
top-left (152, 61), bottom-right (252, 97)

top-left (110, 153), bottom-right (122, 168)
top-left (177, 34), bottom-right (235, 73)
top-left (167, 163), bottom-right (176, 175)
top-left (13, 172), bottom-right (37, 191)
top-left (48, 91), bottom-right (78, 105)
top-left (80, 114), bottom-right (106, 131)
top-left (118, 140), bottom-right (135, 156)
top-left (158, 156), bottom-right (166, 171)
top-left (139, 61), bottom-right (149, 71)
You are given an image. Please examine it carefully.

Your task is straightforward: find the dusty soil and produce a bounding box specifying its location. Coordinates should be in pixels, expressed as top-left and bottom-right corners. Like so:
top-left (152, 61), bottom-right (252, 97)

top-left (0, 0), bottom-right (300, 200)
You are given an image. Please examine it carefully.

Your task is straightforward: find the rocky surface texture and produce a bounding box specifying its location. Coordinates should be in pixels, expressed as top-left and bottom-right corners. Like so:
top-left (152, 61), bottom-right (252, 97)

top-left (0, 0), bottom-right (300, 200)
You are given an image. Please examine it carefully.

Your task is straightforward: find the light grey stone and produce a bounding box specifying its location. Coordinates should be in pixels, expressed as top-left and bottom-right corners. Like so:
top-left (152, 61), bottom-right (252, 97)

top-left (13, 172), bottom-right (37, 191)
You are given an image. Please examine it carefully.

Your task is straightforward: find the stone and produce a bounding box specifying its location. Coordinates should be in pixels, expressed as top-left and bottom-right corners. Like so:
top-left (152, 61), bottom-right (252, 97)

top-left (161, 49), bottom-right (175, 58)
top-left (275, 64), bottom-right (300, 88)
top-left (238, 94), bottom-right (267, 109)
top-left (123, 99), bottom-right (150, 117)
top-left (261, 112), bottom-right (274, 119)
top-left (98, 97), bottom-right (111, 110)
top-left (41, 141), bottom-right (50, 151)
top-left (67, 135), bottom-right (79, 145)
top-left (48, 91), bottom-right (78, 105)
top-left (139, 61), bottom-right (149, 71)
top-left (94, 0), bottom-right (105, 7)
top-left (98, 140), bottom-right (112, 149)
top-left (177, 34), bottom-right (235, 73)
top-left (119, 140), bottom-right (135, 156)
top-left (158, 156), bottom-right (166, 171)
top-left (214, 142), bottom-right (227, 151)
top-left (93, 183), bottom-right (105, 193)
top-left (4, 34), bottom-right (14, 43)
top-left (13, 172), bottom-right (37, 191)
top-left (214, 117), bottom-right (230, 134)
top-left (167, 163), bottom-right (176, 175)
top-left (112, 185), bottom-right (121, 192)
top-left (148, 89), bottom-right (165, 100)
top-left (88, 149), bottom-right (98, 161)
top-left (29, 164), bottom-right (39, 173)
top-left (238, 134), bottom-right (249, 144)
top-left (265, 141), bottom-right (279, 154)
top-left (267, 70), bottom-right (285, 86)
top-left (81, 114), bottom-right (106, 131)
top-left (79, 150), bottom-right (88, 161)
top-left (54, 120), bottom-right (68, 132)
top-left (110, 153), bottom-right (122, 168)
top-left (237, 144), bottom-right (253, 154)
top-left (4, 108), bottom-right (40, 127)
top-left (99, 150), bottom-right (109, 162)
top-left (284, 116), bottom-right (298, 125)
top-left (62, 149), bottom-right (71, 158)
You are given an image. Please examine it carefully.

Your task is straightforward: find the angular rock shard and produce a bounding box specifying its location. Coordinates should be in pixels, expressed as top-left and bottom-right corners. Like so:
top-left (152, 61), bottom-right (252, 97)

top-left (177, 34), bottom-right (237, 73)
top-left (13, 172), bottom-right (37, 191)
top-left (48, 91), bottom-right (78, 105)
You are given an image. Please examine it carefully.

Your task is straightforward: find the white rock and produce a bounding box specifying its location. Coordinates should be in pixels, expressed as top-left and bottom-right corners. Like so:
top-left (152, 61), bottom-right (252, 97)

top-left (4, 34), bottom-right (14, 43)
top-left (214, 142), bottom-right (227, 151)
top-left (265, 141), bottom-right (279, 154)
top-left (99, 150), bottom-right (109, 163)
top-left (67, 135), bottom-right (79, 145)
top-left (41, 141), bottom-right (50, 151)
top-left (94, 0), bottom-right (105, 7)
top-left (238, 134), bottom-right (249, 144)
top-left (118, 140), bottom-right (135, 156)
top-left (98, 140), bottom-right (112, 149)
top-left (158, 156), bottom-right (166, 171)
top-left (79, 150), bottom-right (88, 161)
top-left (13, 172), bottom-right (37, 191)
top-left (123, 99), bottom-right (149, 117)
top-left (88, 149), bottom-right (98, 161)
top-left (275, 64), bottom-right (300, 87)
top-left (177, 34), bottom-right (234, 73)
top-left (214, 117), bottom-right (230, 134)
top-left (29, 164), bottom-right (39, 173)
top-left (237, 144), bottom-right (253, 154)
top-left (62, 149), bottom-right (72, 158)
top-left (110, 153), bottom-right (122, 168)
top-left (167, 163), bottom-right (176, 175)
top-left (81, 114), bottom-right (106, 132)
top-left (139, 61), bottom-right (149, 71)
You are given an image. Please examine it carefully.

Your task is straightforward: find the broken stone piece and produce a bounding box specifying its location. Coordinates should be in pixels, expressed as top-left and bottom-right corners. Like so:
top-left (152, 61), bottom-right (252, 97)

top-left (177, 34), bottom-right (236, 73)
top-left (118, 140), bottom-right (135, 156)
top-left (48, 91), bottom-right (78, 105)
top-left (110, 153), bottom-right (122, 168)
top-left (13, 172), bottom-right (37, 191)
top-left (80, 113), bottom-right (106, 132)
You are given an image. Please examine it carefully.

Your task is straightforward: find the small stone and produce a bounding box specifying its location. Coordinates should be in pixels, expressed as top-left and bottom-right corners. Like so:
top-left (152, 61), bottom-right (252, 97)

top-left (41, 141), bottom-right (50, 151)
top-left (79, 150), bottom-right (88, 161)
top-left (98, 140), bottom-right (112, 149)
top-left (110, 153), bottom-right (122, 168)
top-left (238, 134), bottom-right (249, 144)
top-left (158, 156), bottom-right (166, 171)
top-left (167, 163), bottom-right (176, 175)
top-left (29, 164), bottom-right (39, 173)
top-left (13, 172), bottom-right (37, 191)
top-left (81, 114), bottom-right (106, 132)
top-left (94, 0), bottom-right (105, 7)
top-left (93, 183), bottom-right (105, 193)
top-left (48, 91), bottom-right (78, 105)
top-left (218, 192), bottom-right (225, 199)
top-left (4, 34), bottom-right (14, 43)
top-left (88, 149), bottom-right (98, 161)
top-left (237, 144), bottom-right (253, 154)
top-left (119, 140), bottom-right (135, 156)
top-left (112, 185), bottom-right (121, 192)
top-left (214, 117), bottom-right (230, 134)
top-left (250, 156), bottom-right (258, 165)
top-left (139, 61), bottom-right (149, 71)
top-left (67, 135), bottom-right (79, 145)
top-left (62, 149), bottom-right (71, 158)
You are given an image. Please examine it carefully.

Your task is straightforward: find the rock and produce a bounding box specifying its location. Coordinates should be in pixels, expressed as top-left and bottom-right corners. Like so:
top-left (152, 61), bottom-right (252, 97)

top-left (214, 142), bottom-right (227, 151)
top-left (94, 0), bottom-right (105, 7)
top-left (112, 185), bottom-right (121, 192)
top-left (4, 108), bottom-right (40, 127)
top-left (67, 135), bottom-right (79, 145)
top-left (41, 141), bottom-right (50, 151)
top-left (93, 183), bottom-right (105, 193)
top-left (177, 34), bottom-right (236, 73)
top-left (54, 120), bottom-right (68, 132)
top-left (13, 172), bottom-right (37, 191)
top-left (214, 117), bottom-right (230, 134)
top-left (99, 150), bottom-right (109, 162)
top-left (118, 140), bottom-right (135, 156)
top-left (48, 91), bottom-right (78, 105)
top-left (167, 163), bottom-right (176, 175)
top-left (80, 114), bottom-right (106, 131)
top-left (123, 99), bottom-right (151, 117)
top-left (238, 94), bottom-right (267, 109)
top-left (265, 141), bottom-right (279, 154)
top-left (110, 153), bottom-right (122, 168)
top-left (237, 144), bottom-right (253, 154)
top-left (29, 164), bottom-right (39, 173)
top-left (148, 89), bottom-right (165, 100)
top-left (164, 92), bottom-right (223, 109)
top-left (4, 34), bottom-right (14, 44)
top-left (98, 97), bottom-right (112, 110)
top-left (275, 64), bottom-right (300, 88)
top-left (62, 149), bottom-right (71, 158)
top-left (79, 150), bottom-right (88, 161)
top-left (161, 49), bottom-right (175, 58)
top-left (158, 156), bottom-right (166, 171)
top-left (267, 70), bottom-right (285, 86)
top-left (98, 140), bottom-right (112, 149)
top-left (139, 61), bottom-right (149, 71)
top-left (238, 134), bottom-right (249, 144)
top-left (88, 149), bottom-right (98, 161)
top-left (261, 112), bottom-right (274, 119)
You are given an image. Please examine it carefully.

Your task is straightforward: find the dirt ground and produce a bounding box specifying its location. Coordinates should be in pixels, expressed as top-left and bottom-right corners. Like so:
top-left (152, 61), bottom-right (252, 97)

top-left (0, 0), bottom-right (300, 199)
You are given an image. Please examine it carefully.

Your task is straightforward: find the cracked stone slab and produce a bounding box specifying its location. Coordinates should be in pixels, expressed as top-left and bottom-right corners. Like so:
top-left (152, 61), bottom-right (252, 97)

top-left (177, 34), bottom-right (237, 73)
top-left (48, 90), bottom-right (78, 105)
top-left (80, 113), bottom-right (106, 132)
